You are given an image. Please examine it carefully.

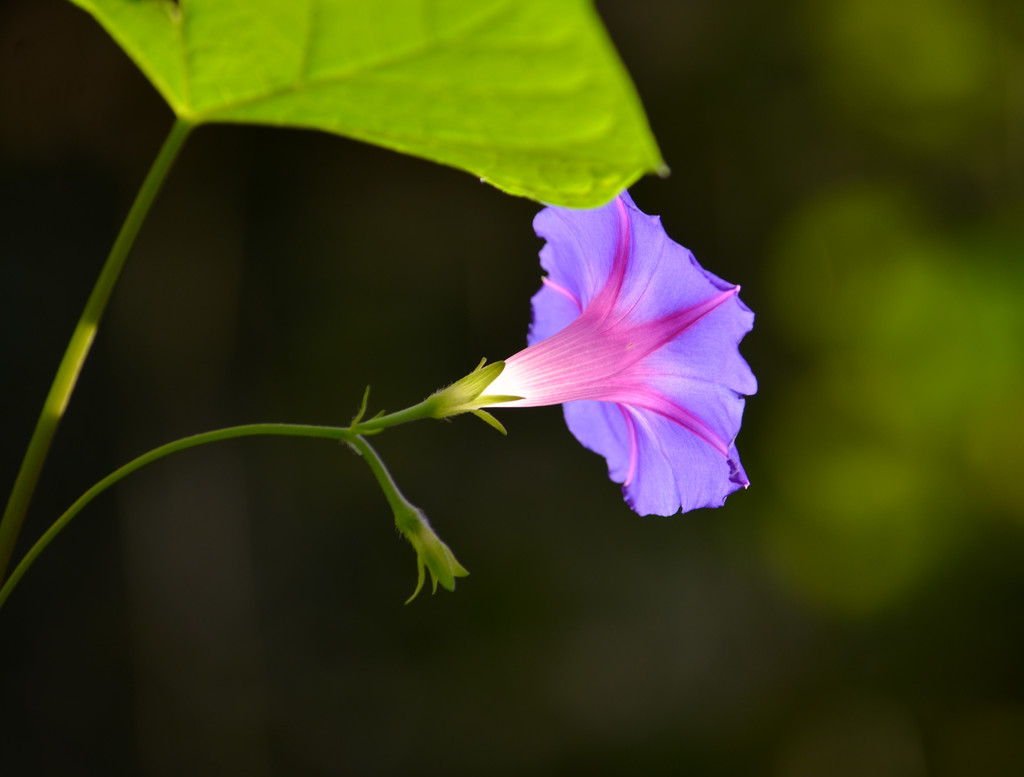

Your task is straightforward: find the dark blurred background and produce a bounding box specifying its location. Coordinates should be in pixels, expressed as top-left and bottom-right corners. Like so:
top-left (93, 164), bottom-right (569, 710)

top-left (2, 0), bottom-right (1023, 775)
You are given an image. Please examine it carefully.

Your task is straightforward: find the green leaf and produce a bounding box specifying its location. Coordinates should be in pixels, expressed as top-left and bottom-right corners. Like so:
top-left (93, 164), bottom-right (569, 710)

top-left (66, 0), bottom-right (665, 206)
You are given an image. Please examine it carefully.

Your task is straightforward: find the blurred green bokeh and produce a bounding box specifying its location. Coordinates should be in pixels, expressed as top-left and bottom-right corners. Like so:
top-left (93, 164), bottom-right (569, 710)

top-left (1, 0), bottom-right (1022, 775)
top-left (764, 183), bottom-right (1024, 614)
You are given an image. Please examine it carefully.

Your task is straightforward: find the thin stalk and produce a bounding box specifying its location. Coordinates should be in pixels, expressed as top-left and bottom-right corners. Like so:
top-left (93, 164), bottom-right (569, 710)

top-left (0, 423), bottom-right (355, 610)
top-left (0, 118), bottom-right (194, 581)
top-left (350, 435), bottom-right (468, 602)
top-left (349, 435), bottom-right (412, 517)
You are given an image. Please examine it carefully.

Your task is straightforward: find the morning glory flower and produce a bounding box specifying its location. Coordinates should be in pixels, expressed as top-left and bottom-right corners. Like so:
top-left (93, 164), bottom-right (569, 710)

top-left (480, 191), bottom-right (756, 516)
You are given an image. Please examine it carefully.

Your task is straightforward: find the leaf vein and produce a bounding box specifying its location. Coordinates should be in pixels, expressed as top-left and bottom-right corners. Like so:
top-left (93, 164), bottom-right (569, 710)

top-left (196, 0), bottom-right (514, 119)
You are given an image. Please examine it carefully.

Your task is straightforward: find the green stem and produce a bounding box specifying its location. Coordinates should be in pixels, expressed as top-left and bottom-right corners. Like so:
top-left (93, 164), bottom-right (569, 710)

top-left (349, 435), bottom-right (414, 518)
top-left (355, 397), bottom-right (442, 434)
top-left (0, 423), bottom-right (355, 610)
top-left (350, 435), bottom-right (468, 602)
top-left (0, 118), bottom-right (194, 582)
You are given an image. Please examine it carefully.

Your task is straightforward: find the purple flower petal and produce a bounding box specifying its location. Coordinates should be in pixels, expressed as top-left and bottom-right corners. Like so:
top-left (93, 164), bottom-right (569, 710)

top-left (564, 401), bottom-right (749, 516)
top-left (486, 191), bottom-right (756, 516)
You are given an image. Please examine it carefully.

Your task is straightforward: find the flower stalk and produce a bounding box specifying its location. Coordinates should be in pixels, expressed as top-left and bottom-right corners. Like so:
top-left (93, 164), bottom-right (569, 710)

top-left (0, 386), bottom-right (477, 611)
top-left (0, 424), bottom-right (354, 610)
top-left (349, 436), bottom-right (468, 603)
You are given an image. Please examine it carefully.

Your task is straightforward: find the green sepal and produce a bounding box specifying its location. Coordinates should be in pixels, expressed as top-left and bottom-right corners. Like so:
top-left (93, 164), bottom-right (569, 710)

top-left (425, 359), bottom-right (516, 422)
top-left (471, 410), bottom-right (507, 435)
top-left (436, 359), bottom-right (504, 409)
top-left (477, 394), bottom-right (522, 405)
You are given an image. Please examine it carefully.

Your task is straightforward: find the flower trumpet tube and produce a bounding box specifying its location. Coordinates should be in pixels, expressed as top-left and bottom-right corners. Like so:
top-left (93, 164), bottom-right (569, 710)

top-left (483, 191), bottom-right (756, 516)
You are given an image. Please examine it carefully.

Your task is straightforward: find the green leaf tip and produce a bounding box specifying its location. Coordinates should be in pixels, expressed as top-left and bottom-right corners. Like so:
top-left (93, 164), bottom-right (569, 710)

top-left (68, 0), bottom-right (663, 207)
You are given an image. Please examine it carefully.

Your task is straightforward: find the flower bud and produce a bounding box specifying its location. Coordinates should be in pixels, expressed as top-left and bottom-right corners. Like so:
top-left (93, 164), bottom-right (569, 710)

top-left (394, 501), bottom-right (469, 603)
